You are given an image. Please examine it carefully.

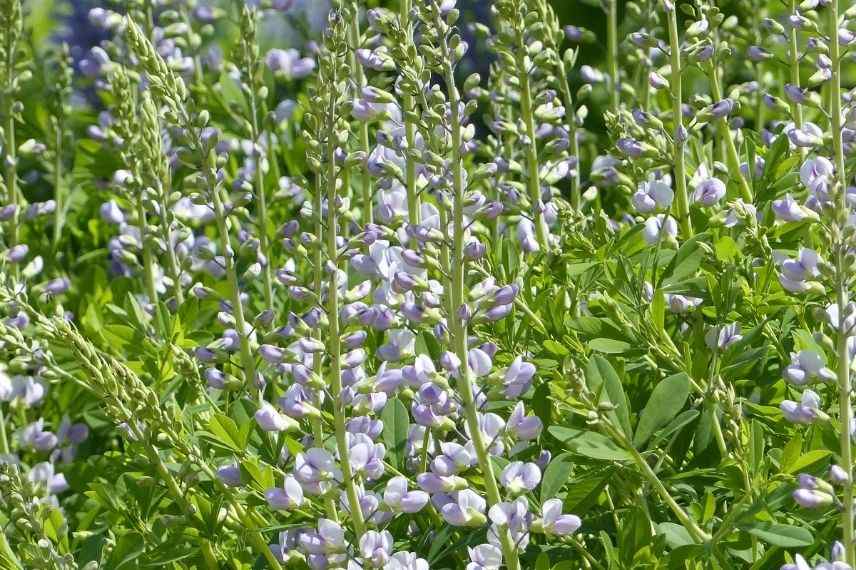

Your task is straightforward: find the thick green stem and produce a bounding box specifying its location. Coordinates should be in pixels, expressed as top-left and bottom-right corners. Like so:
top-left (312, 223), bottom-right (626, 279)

top-left (401, 0), bottom-right (420, 236)
top-left (666, 7), bottom-right (693, 237)
top-left (207, 152), bottom-right (256, 386)
top-left (158, 174), bottom-right (184, 307)
top-left (4, 95), bottom-right (18, 260)
top-left (708, 69), bottom-right (752, 202)
top-left (51, 124), bottom-right (64, 252)
top-left (137, 200), bottom-right (167, 335)
top-left (517, 49), bottom-right (548, 250)
top-left (606, 0), bottom-right (619, 109)
top-left (348, 3), bottom-right (373, 226)
top-left (249, 95), bottom-right (274, 311)
top-left (325, 89), bottom-right (366, 539)
top-left (608, 423), bottom-right (711, 544)
top-left (830, 0), bottom-right (854, 562)
top-left (0, 406), bottom-right (9, 455)
top-left (789, 0), bottom-right (803, 129)
top-left (443, 46), bottom-right (521, 569)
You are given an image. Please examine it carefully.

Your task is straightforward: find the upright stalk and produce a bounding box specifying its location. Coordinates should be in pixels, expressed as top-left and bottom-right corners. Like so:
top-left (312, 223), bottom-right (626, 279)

top-left (158, 177), bottom-right (184, 307)
top-left (830, 0), bottom-right (853, 562)
top-left (206, 151), bottom-right (257, 387)
top-left (324, 88), bottom-right (366, 539)
top-left (441, 34), bottom-right (521, 570)
top-left (51, 123), bottom-right (64, 252)
top-left (348, 2), bottom-right (373, 226)
top-left (666, 5), bottom-right (693, 237)
top-left (400, 0), bottom-right (421, 234)
top-left (606, 0), bottom-right (619, 109)
top-left (535, 0), bottom-right (581, 209)
top-left (137, 200), bottom-right (167, 335)
top-left (789, 0), bottom-right (803, 129)
top-left (311, 175), bottom-right (337, 521)
top-left (249, 94), bottom-right (275, 311)
top-left (516, 47), bottom-right (548, 250)
top-left (708, 69), bottom-right (752, 202)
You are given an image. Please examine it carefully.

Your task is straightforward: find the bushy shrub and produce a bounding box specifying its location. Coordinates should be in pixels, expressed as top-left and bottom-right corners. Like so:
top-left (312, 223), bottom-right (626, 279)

top-left (2, 0), bottom-right (856, 568)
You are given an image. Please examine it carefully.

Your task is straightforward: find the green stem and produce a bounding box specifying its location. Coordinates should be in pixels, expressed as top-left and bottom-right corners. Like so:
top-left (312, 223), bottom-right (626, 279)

top-left (207, 151), bottom-right (257, 386)
top-left (517, 48), bottom-right (548, 250)
top-left (249, 93), bottom-right (274, 312)
top-left (324, 87), bottom-right (366, 539)
top-left (159, 173), bottom-right (185, 307)
top-left (442, 38), bottom-right (521, 570)
top-left (789, 0), bottom-right (803, 129)
top-left (608, 423), bottom-right (711, 544)
top-left (51, 123), bottom-right (64, 252)
top-left (401, 0), bottom-right (420, 236)
top-left (0, 406), bottom-right (9, 455)
top-left (137, 200), bottom-right (167, 335)
top-left (666, 6), bottom-right (693, 237)
top-left (606, 0), bottom-right (619, 109)
top-left (708, 68), bottom-right (752, 202)
top-left (348, 2), bottom-right (373, 226)
top-left (829, 1), bottom-right (853, 559)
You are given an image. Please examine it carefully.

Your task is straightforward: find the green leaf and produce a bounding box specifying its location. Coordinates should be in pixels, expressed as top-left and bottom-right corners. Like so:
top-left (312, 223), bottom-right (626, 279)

top-left (633, 373), bottom-right (691, 448)
top-left (587, 338), bottom-right (631, 354)
top-left (783, 449), bottom-right (832, 474)
top-left (535, 552), bottom-right (550, 570)
top-left (208, 413), bottom-right (245, 451)
top-left (585, 356), bottom-right (632, 437)
top-left (544, 339), bottom-right (569, 356)
top-left (0, 531), bottom-right (22, 569)
top-left (656, 522), bottom-right (695, 548)
top-left (741, 522), bottom-right (813, 547)
top-left (382, 398), bottom-right (409, 470)
top-left (541, 452), bottom-right (573, 501)
top-left (563, 467), bottom-right (613, 513)
top-left (548, 427), bottom-right (631, 461)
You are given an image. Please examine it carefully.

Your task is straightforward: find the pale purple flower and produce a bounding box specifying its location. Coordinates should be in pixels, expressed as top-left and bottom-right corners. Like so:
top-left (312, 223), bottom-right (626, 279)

top-left (432, 442), bottom-right (475, 475)
top-left (467, 544), bottom-right (502, 570)
top-left (441, 489), bottom-right (487, 527)
top-left (780, 389), bottom-right (825, 424)
top-left (691, 167), bottom-right (726, 206)
top-left (517, 218), bottom-right (540, 253)
top-left (633, 179), bottom-right (674, 213)
top-left (800, 156), bottom-right (834, 198)
top-left (499, 462), bottom-right (541, 494)
top-left (705, 323), bottom-right (742, 350)
top-left (295, 448), bottom-right (341, 495)
top-left (383, 476), bottom-right (429, 513)
top-left (359, 530), bottom-right (393, 568)
top-left (503, 356), bottom-right (536, 397)
top-left (642, 215), bottom-right (678, 245)
top-left (772, 194), bottom-right (807, 222)
top-left (665, 294), bottom-right (702, 314)
top-left (540, 498), bottom-right (582, 535)
top-left (217, 464), bottom-right (241, 487)
top-left (779, 248), bottom-right (821, 293)
top-left (28, 462), bottom-right (69, 494)
top-left (507, 402), bottom-right (543, 440)
top-left (783, 350), bottom-right (835, 385)
top-left (265, 48), bottom-right (315, 79)
top-left (255, 402), bottom-right (297, 432)
top-left (266, 475), bottom-right (304, 510)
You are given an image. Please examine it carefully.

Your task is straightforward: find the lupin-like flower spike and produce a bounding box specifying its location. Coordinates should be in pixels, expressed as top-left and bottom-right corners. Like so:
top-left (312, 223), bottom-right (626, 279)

top-left (0, 0), bottom-right (26, 264)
